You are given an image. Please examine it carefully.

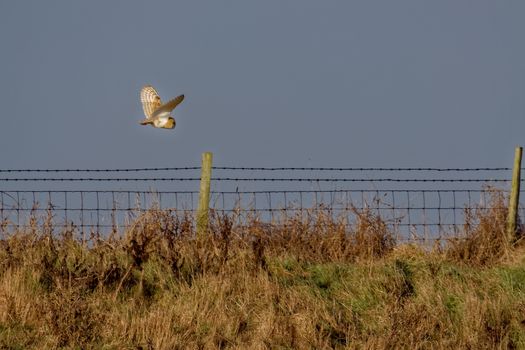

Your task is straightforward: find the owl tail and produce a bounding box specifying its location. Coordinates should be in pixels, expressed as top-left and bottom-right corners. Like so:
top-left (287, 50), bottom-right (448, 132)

top-left (140, 119), bottom-right (153, 125)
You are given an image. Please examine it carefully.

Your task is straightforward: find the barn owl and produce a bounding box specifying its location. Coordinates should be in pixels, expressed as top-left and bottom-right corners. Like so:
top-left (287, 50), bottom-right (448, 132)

top-left (139, 85), bottom-right (184, 129)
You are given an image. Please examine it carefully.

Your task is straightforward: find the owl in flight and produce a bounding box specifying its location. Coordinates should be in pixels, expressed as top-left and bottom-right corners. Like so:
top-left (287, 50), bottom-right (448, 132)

top-left (139, 85), bottom-right (185, 129)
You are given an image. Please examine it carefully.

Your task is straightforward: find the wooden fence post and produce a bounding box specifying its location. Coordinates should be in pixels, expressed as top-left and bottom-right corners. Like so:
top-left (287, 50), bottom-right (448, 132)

top-left (197, 152), bottom-right (213, 237)
top-left (506, 146), bottom-right (522, 242)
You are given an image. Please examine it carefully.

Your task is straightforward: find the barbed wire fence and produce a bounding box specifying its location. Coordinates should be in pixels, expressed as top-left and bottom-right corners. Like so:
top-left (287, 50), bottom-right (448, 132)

top-left (0, 164), bottom-right (523, 243)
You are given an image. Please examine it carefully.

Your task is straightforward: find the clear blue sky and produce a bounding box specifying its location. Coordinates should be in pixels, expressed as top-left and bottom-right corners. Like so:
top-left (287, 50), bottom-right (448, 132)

top-left (1, 1), bottom-right (523, 170)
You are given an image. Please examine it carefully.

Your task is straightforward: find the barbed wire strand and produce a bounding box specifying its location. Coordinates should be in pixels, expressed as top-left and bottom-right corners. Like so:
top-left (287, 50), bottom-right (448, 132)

top-left (0, 167), bottom-right (522, 173)
top-left (0, 177), bottom-right (520, 182)
top-left (4, 189), bottom-right (524, 195)
top-left (213, 167), bottom-right (519, 171)
top-left (0, 167), bottom-right (202, 173)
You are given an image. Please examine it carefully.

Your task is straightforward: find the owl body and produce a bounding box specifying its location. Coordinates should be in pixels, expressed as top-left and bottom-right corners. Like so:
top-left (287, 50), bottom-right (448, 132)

top-left (153, 115), bottom-right (175, 129)
top-left (139, 85), bottom-right (184, 129)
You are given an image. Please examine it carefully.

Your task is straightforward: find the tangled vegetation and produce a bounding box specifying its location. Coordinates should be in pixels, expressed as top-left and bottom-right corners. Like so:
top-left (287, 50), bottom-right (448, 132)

top-left (0, 190), bottom-right (524, 349)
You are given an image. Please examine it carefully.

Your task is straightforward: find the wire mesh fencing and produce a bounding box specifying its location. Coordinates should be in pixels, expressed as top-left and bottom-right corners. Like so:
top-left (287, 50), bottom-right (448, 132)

top-left (0, 166), bottom-right (523, 242)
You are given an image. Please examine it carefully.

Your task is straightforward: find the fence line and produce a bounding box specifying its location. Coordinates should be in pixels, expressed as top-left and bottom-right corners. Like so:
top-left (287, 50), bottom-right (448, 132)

top-left (1, 158), bottom-right (523, 243)
top-left (1, 189), bottom-right (523, 240)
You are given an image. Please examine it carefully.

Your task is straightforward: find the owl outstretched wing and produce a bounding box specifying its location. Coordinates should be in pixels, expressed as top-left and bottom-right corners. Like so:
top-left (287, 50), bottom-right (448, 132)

top-left (154, 95), bottom-right (185, 115)
top-left (140, 85), bottom-right (162, 119)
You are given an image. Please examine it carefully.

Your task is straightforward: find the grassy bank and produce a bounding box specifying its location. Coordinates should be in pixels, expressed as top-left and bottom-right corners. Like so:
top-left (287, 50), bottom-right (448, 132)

top-left (0, 191), bottom-right (524, 349)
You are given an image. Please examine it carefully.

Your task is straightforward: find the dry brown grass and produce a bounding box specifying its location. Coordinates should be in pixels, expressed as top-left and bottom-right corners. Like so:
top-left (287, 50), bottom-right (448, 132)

top-left (0, 195), bottom-right (524, 349)
top-left (446, 187), bottom-right (523, 266)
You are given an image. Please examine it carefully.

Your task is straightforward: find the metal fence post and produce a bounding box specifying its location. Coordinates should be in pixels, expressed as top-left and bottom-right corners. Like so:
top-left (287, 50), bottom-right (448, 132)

top-left (197, 152), bottom-right (213, 237)
top-left (507, 146), bottom-right (522, 242)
